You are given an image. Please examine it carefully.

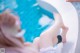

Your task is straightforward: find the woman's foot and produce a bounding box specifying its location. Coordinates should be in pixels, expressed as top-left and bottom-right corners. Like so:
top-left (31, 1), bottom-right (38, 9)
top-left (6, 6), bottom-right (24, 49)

top-left (61, 26), bottom-right (69, 43)
top-left (54, 13), bottom-right (69, 43)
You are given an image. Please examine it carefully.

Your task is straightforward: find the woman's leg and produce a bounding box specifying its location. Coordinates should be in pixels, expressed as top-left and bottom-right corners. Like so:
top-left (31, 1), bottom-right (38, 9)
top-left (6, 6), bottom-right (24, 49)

top-left (33, 26), bottom-right (69, 49)
top-left (39, 13), bottom-right (64, 49)
top-left (32, 26), bottom-right (68, 52)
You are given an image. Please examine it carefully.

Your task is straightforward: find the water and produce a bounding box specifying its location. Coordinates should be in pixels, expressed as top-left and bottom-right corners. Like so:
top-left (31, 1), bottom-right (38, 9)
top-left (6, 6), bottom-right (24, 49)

top-left (0, 0), bottom-right (54, 42)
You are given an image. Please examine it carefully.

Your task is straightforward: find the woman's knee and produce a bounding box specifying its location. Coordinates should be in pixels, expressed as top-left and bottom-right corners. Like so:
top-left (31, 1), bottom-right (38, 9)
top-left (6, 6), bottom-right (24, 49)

top-left (33, 37), bottom-right (40, 44)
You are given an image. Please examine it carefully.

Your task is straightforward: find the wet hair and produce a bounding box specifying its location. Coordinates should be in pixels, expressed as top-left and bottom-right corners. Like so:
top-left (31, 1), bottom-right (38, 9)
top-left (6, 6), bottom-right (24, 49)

top-left (0, 10), bottom-right (16, 27)
top-left (0, 9), bottom-right (23, 47)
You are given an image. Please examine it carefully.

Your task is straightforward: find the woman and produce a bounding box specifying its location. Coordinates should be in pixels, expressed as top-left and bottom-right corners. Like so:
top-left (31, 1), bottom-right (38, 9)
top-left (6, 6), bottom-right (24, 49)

top-left (0, 9), bottom-right (68, 53)
top-left (0, 10), bottom-right (39, 53)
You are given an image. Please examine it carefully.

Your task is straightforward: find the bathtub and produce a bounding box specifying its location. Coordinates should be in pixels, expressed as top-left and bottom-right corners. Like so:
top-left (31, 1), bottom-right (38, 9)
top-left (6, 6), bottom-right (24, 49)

top-left (37, 0), bottom-right (79, 53)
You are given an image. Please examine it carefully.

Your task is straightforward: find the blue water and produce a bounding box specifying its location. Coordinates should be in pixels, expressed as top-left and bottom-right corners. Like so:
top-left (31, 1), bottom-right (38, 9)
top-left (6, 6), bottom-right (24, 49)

top-left (0, 0), bottom-right (54, 42)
